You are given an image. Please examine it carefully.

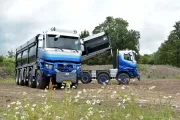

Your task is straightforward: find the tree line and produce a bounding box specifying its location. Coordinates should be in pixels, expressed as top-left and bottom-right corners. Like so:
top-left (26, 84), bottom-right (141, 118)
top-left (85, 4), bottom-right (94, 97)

top-left (139, 21), bottom-right (180, 67)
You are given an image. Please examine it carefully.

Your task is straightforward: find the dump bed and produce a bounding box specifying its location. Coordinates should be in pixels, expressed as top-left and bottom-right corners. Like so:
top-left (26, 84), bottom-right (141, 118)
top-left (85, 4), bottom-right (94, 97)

top-left (81, 32), bottom-right (112, 61)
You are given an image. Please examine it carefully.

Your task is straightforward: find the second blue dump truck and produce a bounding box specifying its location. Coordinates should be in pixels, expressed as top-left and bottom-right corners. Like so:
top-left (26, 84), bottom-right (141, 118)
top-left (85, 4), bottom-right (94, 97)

top-left (80, 32), bottom-right (140, 85)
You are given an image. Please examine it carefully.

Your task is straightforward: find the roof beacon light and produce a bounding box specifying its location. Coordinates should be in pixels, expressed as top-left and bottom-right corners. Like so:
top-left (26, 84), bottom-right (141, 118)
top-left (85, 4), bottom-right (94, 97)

top-left (50, 27), bottom-right (77, 34)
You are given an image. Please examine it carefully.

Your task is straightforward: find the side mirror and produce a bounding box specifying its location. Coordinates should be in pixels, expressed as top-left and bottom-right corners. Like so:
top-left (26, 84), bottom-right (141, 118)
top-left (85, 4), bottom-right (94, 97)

top-left (80, 39), bottom-right (84, 45)
top-left (38, 36), bottom-right (43, 48)
top-left (38, 36), bottom-right (43, 40)
top-left (80, 39), bottom-right (84, 51)
top-left (130, 55), bottom-right (133, 61)
top-left (54, 35), bottom-right (60, 41)
top-left (38, 40), bottom-right (43, 48)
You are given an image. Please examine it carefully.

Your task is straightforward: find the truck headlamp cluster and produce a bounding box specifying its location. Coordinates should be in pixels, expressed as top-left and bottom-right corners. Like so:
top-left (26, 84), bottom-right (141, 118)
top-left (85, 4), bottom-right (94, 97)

top-left (77, 66), bottom-right (81, 71)
top-left (45, 64), bottom-right (53, 70)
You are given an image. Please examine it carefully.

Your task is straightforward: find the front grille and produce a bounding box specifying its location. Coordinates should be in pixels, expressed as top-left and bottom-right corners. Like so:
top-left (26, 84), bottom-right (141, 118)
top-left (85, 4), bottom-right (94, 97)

top-left (58, 64), bottom-right (74, 72)
top-left (58, 64), bottom-right (64, 69)
top-left (67, 65), bottom-right (73, 68)
top-left (56, 71), bottom-right (77, 83)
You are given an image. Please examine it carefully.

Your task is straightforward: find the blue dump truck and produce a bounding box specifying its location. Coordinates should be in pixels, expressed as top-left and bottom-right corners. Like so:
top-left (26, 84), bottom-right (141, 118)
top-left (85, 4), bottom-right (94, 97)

top-left (80, 32), bottom-right (140, 85)
top-left (15, 27), bottom-right (82, 89)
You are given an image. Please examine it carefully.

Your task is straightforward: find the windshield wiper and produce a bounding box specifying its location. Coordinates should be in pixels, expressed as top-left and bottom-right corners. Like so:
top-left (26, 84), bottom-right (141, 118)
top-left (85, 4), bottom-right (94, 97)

top-left (53, 47), bottom-right (64, 52)
top-left (63, 48), bottom-right (79, 53)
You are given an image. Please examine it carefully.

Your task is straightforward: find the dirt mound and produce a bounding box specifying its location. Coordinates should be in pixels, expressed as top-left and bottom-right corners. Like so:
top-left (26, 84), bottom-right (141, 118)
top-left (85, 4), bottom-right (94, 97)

top-left (138, 65), bottom-right (180, 79)
top-left (82, 64), bottom-right (180, 79)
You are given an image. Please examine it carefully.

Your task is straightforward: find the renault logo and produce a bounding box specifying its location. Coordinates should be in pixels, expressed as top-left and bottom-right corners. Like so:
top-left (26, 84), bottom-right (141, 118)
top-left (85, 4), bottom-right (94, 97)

top-left (65, 73), bottom-right (69, 75)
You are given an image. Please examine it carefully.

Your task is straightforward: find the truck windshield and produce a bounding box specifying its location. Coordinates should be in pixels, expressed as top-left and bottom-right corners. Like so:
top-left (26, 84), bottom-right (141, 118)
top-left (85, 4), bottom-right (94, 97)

top-left (46, 35), bottom-right (81, 50)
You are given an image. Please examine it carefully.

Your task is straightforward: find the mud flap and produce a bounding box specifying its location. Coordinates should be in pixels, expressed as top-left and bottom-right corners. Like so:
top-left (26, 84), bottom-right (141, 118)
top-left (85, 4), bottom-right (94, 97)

top-left (137, 74), bottom-right (140, 81)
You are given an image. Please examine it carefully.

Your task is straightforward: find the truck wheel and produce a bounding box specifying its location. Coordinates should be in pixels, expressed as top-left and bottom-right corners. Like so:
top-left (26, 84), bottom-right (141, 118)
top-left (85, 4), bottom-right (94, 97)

top-left (28, 72), bottom-right (36, 88)
top-left (97, 73), bottom-right (110, 85)
top-left (36, 70), bottom-right (47, 89)
top-left (15, 71), bottom-right (19, 85)
top-left (19, 72), bottom-right (24, 86)
top-left (80, 72), bottom-right (91, 84)
top-left (23, 70), bottom-right (28, 86)
top-left (117, 73), bottom-right (130, 85)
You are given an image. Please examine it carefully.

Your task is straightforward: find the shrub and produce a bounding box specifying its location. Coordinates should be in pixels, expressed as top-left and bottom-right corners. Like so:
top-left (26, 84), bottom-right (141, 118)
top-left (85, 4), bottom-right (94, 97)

top-left (0, 56), bottom-right (4, 63)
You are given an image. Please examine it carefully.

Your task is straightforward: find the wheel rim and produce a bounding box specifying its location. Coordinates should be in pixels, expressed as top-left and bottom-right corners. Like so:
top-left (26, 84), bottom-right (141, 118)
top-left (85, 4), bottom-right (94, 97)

top-left (19, 75), bottom-right (21, 83)
top-left (36, 73), bottom-right (41, 87)
top-left (16, 75), bottom-right (18, 83)
top-left (29, 76), bottom-right (32, 86)
top-left (100, 76), bottom-right (107, 83)
top-left (119, 76), bottom-right (127, 83)
top-left (23, 74), bottom-right (26, 83)
top-left (82, 76), bottom-right (88, 82)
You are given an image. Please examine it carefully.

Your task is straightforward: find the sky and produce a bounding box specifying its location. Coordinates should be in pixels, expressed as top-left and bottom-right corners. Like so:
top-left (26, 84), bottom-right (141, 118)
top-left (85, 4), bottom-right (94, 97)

top-left (0, 0), bottom-right (180, 55)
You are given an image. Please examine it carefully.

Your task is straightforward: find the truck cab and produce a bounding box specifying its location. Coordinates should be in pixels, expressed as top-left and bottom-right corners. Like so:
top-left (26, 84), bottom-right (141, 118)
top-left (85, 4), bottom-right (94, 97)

top-left (116, 50), bottom-right (140, 84)
top-left (36, 28), bottom-right (82, 88)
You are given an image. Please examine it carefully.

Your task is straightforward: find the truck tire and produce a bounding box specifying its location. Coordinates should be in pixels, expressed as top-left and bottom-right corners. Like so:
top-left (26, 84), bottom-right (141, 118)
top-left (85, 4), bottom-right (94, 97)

top-left (19, 71), bottom-right (24, 86)
top-left (80, 72), bottom-right (91, 84)
top-left (23, 70), bottom-right (28, 86)
top-left (117, 73), bottom-right (130, 85)
top-left (28, 72), bottom-right (36, 88)
top-left (15, 71), bottom-right (19, 85)
top-left (97, 73), bottom-right (110, 85)
top-left (36, 70), bottom-right (47, 89)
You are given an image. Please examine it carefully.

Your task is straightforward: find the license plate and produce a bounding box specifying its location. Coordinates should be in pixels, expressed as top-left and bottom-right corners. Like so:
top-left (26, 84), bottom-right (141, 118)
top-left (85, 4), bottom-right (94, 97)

top-left (63, 80), bottom-right (72, 85)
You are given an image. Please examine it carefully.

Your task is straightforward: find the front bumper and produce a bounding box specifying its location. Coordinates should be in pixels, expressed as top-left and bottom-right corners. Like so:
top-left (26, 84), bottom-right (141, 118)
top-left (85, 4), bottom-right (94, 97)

top-left (56, 71), bottom-right (77, 84)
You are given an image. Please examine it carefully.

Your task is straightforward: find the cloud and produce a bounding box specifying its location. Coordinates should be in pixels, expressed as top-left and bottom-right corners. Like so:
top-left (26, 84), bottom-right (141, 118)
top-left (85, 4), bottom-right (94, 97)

top-left (0, 0), bottom-right (180, 55)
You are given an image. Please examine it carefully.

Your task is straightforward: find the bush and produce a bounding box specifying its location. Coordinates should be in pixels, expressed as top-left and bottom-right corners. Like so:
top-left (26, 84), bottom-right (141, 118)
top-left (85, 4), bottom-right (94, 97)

top-left (0, 56), bottom-right (4, 63)
top-left (0, 57), bottom-right (15, 78)
top-left (2, 66), bottom-right (15, 77)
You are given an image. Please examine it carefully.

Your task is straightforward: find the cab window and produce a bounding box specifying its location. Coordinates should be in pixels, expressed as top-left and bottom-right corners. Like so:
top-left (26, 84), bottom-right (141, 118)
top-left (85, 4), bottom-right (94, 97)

top-left (124, 53), bottom-right (132, 61)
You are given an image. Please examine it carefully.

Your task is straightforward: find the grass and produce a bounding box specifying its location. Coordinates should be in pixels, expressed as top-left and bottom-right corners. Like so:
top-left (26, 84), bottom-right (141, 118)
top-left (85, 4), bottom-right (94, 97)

top-left (0, 77), bottom-right (15, 84)
top-left (1, 86), bottom-right (179, 120)
top-left (175, 75), bottom-right (180, 79)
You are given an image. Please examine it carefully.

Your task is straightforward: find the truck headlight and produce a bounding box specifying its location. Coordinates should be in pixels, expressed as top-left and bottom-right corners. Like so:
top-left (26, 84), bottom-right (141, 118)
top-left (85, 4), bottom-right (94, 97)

top-left (45, 64), bottom-right (53, 70)
top-left (72, 70), bottom-right (76, 73)
top-left (77, 66), bottom-right (81, 71)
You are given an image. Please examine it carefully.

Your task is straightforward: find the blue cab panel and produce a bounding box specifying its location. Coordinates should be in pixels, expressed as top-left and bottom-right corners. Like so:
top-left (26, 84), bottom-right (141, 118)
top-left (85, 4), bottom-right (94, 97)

top-left (38, 49), bottom-right (81, 63)
top-left (117, 53), bottom-right (139, 78)
top-left (37, 49), bottom-right (82, 77)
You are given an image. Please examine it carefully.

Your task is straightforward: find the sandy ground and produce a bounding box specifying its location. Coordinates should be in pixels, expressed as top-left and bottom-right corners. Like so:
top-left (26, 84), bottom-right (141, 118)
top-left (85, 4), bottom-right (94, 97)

top-left (0, 79), bottom-right (180, 111)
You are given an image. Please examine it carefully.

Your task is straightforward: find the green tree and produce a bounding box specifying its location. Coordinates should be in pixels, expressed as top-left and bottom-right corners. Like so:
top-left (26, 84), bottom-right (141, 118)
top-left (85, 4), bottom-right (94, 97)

top-left (90, 16), bottom-right (140, 65)
top-left (92, 16), bottom-right (140, 53)
top-left (79, 30), bottom-right (90, 39)
top-left (154, 21), bottom-right (180, 67)
top-left (7, 50), bottom-right (15, 58)
top-left (139, 54), bottom-right (155, 64)
top-left (0, 56), bottom-right (3, 63)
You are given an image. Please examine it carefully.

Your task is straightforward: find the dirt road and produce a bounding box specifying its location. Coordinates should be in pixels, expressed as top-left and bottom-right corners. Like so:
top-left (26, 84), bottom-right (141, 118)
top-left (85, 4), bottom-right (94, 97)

top-left (0, 79), bottom-right (180, 110)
